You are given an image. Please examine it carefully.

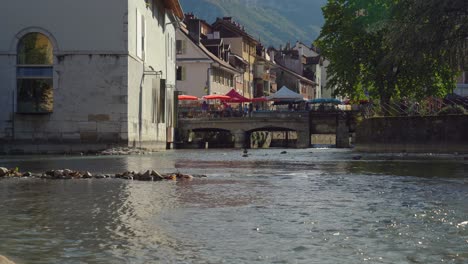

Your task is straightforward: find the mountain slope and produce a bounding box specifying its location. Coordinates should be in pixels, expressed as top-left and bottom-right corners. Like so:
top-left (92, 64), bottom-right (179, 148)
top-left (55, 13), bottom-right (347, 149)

top-left (179, 0), bottom-right (326, 47)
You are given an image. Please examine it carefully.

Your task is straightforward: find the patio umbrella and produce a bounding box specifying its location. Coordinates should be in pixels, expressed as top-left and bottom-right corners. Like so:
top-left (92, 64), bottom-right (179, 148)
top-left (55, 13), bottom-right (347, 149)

top-left (178, 95), bottom-right (199, 101)
top-left (202, 94), bottom-right (232, 100)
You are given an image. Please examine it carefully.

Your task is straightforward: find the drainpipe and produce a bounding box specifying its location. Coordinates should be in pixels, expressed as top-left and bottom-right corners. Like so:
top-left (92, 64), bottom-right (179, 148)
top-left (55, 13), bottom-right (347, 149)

top-left (207, 63), bottom-right (213, 95)
top-left (12, 90), bottom-right (15, 140)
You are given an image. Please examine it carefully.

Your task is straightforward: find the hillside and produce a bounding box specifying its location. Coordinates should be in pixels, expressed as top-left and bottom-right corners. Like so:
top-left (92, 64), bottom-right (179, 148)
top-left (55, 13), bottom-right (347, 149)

top-left (179, 0), bottom-right (326, 47)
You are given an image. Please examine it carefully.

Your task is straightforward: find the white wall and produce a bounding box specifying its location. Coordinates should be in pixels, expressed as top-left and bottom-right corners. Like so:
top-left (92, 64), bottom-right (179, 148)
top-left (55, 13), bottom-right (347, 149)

top-left (176, 29), bottom-right (211, 97)
top-left (177, 62), bottom-right (211, 97)
top-left (0, 0), bottom-right (127, 52)
top-left (0, 0), bottom-right (178, 151)
top-left (127, 0), bottom-right (177, 148)
top-left (0, 0), bottom-right (129, 149)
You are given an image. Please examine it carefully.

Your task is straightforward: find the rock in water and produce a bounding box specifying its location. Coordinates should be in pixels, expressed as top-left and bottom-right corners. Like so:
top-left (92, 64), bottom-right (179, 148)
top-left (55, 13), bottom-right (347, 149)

top-left (140, 170), bottom-right (153, 181)
top-left (0, 167), bottom-right (8, 177)
top-left (0, 255), bottom-right (16, 264)
top-left (53, 170), bottom-right (64, 178)
top-left (83, 171), bottom-right (93, 178)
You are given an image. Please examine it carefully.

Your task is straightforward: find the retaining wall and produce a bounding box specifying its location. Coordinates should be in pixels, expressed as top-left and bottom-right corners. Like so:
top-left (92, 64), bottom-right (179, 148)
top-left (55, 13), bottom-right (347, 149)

top-left (356, 115), bottom-right (468, 153)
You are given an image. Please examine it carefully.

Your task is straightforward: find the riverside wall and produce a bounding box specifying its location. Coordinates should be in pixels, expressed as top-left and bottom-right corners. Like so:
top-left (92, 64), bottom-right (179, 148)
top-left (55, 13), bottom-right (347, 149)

top-left (355, 115), bottom-right (468, 153)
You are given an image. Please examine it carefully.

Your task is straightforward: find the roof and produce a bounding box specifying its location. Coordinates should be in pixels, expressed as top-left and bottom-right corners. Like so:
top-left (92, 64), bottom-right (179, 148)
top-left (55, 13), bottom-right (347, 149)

top-left (230, 54), bottom-right (248, 65)
top-left (178, 27), bottom-right (240, 74)
top-left (163, 0), bottom-right (184, 19)
top-left (202, 39), bottom-right (222, 46)
top-left (306, 56), bottom-right (322, 65)
top-left (212, 18), bottom-right (259, 44)
top-left (274, 63), bottom-right (316, 85)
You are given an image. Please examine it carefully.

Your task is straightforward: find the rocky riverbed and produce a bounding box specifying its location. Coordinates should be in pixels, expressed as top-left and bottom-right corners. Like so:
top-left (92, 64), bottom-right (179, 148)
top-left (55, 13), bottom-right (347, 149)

top-left (0, 167), bottom-right (205, 181)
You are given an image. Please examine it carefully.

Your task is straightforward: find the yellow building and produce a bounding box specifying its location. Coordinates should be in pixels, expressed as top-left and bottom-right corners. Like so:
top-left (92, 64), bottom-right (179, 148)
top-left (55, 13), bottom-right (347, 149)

top-left (212, 17), bottom-right (258, 98)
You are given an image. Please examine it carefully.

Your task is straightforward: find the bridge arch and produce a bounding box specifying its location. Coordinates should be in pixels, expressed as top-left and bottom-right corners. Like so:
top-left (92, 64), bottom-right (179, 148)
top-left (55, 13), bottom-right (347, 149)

top-left (184, 128), bottom-right (234, 148)
top-left (246, 126), bottom-right (299, 148)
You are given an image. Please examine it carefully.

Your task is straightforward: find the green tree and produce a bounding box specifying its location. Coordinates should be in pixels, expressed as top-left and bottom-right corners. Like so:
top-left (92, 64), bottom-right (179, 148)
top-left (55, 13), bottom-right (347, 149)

top-left (387, 0), bottom-right (468, 70)
top-left (316, 0), bottom-right (458, 104)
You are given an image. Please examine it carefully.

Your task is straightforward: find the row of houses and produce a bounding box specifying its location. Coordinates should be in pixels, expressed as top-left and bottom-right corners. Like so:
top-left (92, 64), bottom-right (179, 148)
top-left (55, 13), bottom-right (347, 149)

top-left (175, 14), bottom-right (335, 101)
top-left (0, 1), bottom-right (336, 154)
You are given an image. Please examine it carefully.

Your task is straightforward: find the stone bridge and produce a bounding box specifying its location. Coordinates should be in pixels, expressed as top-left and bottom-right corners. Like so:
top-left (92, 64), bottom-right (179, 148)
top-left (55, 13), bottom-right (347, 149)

top-left (177, 111), bottom-right (353, 148)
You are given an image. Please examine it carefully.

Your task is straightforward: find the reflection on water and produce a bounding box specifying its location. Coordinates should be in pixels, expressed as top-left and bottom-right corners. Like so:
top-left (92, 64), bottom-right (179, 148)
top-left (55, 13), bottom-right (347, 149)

top-left (0, 149), bottom-right (467, 263)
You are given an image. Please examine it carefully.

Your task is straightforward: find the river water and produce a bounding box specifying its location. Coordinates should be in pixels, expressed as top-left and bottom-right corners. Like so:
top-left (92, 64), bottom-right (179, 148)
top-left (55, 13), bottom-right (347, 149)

top-left (0, 149), bottom-right (467, 264)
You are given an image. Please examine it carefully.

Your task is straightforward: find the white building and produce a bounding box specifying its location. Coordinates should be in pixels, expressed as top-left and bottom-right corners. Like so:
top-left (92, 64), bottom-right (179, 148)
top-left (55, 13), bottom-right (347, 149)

top-left (293, 41), bottom-right (338, 99)
top-left (176, 22), bottom-right (241, 97)
top-left (0, 0), bottom-right (183, 153)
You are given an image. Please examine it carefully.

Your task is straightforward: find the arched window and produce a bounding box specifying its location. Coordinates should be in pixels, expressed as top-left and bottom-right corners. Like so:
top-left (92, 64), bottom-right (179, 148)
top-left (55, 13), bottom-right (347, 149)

top-left (17, 32), bottom-right (54, 113)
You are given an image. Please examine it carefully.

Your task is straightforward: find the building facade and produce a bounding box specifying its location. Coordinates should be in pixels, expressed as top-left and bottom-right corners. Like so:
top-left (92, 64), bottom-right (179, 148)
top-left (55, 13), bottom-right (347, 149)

top-left (175, 20), bottom-right (240, 97)
top-left (212, 17), bottom-right (258, 98)
top-left (0, 0), bottom-right (183, 153)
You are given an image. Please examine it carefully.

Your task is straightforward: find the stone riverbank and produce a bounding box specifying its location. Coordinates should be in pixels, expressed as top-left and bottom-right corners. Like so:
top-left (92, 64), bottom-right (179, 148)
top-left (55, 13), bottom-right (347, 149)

top-left (0, 167), bottom-right (205, 181)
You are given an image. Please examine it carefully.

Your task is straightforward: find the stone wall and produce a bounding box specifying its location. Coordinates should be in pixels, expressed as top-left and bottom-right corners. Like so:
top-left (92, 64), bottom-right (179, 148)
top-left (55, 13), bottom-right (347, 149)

top-left (356, 115), bottom-right (468, 153)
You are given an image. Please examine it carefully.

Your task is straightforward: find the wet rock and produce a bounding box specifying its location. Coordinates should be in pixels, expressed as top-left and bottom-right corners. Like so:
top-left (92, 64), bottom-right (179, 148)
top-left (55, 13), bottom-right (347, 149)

top-left (53, 170), bottom-right (64, 178)
top-left (82, 171), bottom-right (93, 179)
top-left (164, 174), bottom-right (177, 181)
top-left (94, 174), bottom-right (106, 179)
top-left (177, 174), bottom-right (194, 180)
top-left (22, 172), bottom-right (32, 177)
top-left (139, 170), bottom-right (153, 181)
top-left (352, 155), bottom-right (362, 160)
top-left (122, 175), bottom-right (134, 180)
top-left (192, 174), bottom-right (207, 178)
top-left (0, 167), bottom-right (8, 177)
top-left (63, 169), bottom-right (73, 176)
top-left (280, 151), bottom-right (287, 154)
top-left (0, 255), bottom-right (16, 264)
top-left (150, 170), bottom-right (162, 177)
top-left (151, 170), bottom-right (164, 181)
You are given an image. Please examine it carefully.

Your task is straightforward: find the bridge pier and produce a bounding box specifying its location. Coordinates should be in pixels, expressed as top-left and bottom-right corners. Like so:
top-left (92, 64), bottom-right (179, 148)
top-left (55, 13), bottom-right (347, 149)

top-left (233, 130), bottom-right (246, 149)
top-left (296, 130), bottom-right (311, 148)
top-left (336, 116), bottom-right (350, 148)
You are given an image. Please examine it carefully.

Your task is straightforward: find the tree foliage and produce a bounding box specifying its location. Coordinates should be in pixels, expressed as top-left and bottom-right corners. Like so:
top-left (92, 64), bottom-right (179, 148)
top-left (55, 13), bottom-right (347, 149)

top-left (316, 0), bottom-right (461, 103)
top-left (388, 0), bottom-right (468, 70)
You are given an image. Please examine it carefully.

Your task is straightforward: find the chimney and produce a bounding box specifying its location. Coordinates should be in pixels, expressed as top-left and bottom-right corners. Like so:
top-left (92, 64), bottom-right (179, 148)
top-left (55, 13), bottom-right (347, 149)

top-left (187, 19), bottom-right (202, 44)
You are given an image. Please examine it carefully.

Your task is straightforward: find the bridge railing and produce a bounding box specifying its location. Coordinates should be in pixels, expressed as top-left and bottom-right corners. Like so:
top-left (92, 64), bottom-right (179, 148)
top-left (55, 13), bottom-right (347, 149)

top-left (358, 97), bottom-right (468, 118)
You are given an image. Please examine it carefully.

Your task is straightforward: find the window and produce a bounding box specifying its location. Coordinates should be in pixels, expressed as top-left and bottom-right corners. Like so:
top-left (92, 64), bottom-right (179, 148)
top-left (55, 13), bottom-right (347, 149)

top-left (176, 66), bottom-right (185, 81)
top-left (16, 32), bottom-right (54, 113)
top-left (176, 40), bottom-right (182, 54)
top-left (159, 79), bottom-right (166, 123)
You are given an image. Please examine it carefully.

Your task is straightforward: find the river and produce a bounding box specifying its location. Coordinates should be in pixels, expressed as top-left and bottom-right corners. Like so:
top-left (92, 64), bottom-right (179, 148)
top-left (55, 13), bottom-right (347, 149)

top-left (0, 149), bottom-right (467, 263)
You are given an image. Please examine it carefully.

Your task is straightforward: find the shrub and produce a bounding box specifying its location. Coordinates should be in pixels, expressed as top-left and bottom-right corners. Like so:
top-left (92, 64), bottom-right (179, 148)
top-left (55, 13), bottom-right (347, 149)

top-left (437, 105), bottom-right (467, 115)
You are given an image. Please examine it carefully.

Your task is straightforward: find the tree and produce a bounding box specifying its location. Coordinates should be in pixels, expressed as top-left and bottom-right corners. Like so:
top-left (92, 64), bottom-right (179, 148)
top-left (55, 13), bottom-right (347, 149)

top-left (316, 0), bottom-right (459, 104)
top-left (387, 0), bottom-right (468, 70)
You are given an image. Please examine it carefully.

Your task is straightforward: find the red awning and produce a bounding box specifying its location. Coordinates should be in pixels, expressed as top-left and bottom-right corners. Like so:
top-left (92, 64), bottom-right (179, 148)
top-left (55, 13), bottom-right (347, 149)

top-left (178, 95), bottom-right (199, 101)
top-left (224, 89), bottom-right (251, 103)
top-left (203, 94), bottom-right (232, 100)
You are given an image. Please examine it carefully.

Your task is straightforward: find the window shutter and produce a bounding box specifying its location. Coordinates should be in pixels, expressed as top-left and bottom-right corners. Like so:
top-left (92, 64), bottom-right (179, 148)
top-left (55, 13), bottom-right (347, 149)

top-left (182, 40), bottom-right (187, 54)
top-left (141, 14), bottom-right (146, 60)
top-left (136, 9), bottom-right (142, 59)
top-left (181, 67), bottom-right (186, 81)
